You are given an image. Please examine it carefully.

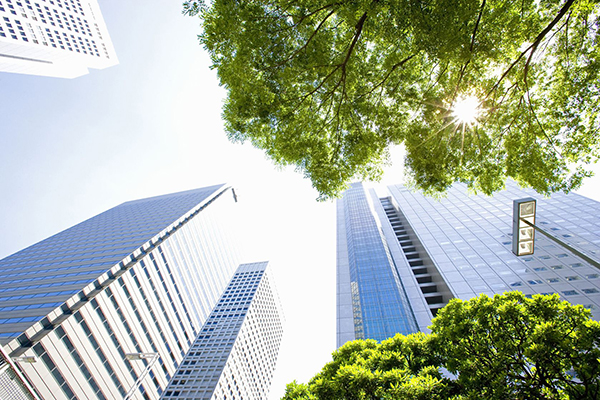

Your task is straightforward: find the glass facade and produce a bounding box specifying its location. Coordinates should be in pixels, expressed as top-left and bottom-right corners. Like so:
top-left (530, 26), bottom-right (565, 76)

top-left (337, 180), bottom-right (600, 346)
top-left (0, 184), bottom-right (258, 400)
top-left (0, 184), bottom-right (227, 344)
top-left (337, 183), bottom-right (418, 346)
top-left (388, 181), bottom-right (600, 321)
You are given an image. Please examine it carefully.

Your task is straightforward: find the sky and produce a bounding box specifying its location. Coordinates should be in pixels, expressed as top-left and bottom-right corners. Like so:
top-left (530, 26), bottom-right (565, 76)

top-left (1, 1), bottom-right (600, 399)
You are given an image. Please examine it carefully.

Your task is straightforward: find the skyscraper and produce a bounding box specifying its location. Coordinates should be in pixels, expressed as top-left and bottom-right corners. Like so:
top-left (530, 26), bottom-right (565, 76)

top-left (0, 184), bottom-right (283, 400)
top-left (336, 183), bottom-right (420, 346)
top-left (337, 181), bottom-right (600, 346)
top-left (0, 0), bottom-right (117, 78)
top-left (162, 261), bottom-right (284, 400)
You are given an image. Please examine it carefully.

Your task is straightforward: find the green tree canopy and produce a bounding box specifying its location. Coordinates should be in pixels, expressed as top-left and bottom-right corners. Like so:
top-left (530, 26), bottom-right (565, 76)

top-left (431, 292), bottom-right (600, 399)
top-left (282, 334), bottom-right (459, 400)
top-left (184, 0), bottom-right (600, 200)
top-left (282, 292), bottom-right (600, 400)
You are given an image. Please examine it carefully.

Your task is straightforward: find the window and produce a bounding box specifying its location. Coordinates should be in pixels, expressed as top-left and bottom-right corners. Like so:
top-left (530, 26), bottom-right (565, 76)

top-left (561, 290), bottom-right (579, 296)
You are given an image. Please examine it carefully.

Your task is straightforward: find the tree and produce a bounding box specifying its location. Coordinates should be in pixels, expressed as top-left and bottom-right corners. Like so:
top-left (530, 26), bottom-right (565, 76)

top-left (281, 293), bottom-right (600, 399)
top-left (431, 292), bottom-right (600, 400)
top-left (281, 334), bottom-right (460, 400)
top-left (184, 0), bottom-right (600, 200)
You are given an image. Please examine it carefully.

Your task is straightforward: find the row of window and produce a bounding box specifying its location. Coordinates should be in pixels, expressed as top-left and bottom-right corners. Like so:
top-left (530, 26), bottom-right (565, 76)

top-left (34, 0), bottom-right (84, 15)
top-left (55, 324), bottom-right (107, 400)
top-left (1, 262), bottom-right (109, 277)
top-left (2, 258), bottom-right (115, 272)
top-left (507, 284), bottom-right (599, 297)
top-left (141, 259), bottom-right (188, 353)
top-left (4, 234), bottom-right (153, 265)
top-left (0, 278), bottom-right (91, 293)
top-left (128, 268), bottom-right (178, 366)
top-left (89, 298), bottom-right (140, 393)
top-left (0, 268), bottom-right (106, 285)
top-left (8, 234), bottom-right (152, 260)
top-left (0, 289), bottom-right (77, 302)
top-left (0, 301), bottom-right (62, 311)
top-left (149, 252), bottom-right (192, 343)
top-left (33, 342), bottom-right (77, 399)
top-left (157, 247), bottom-right (198, 337)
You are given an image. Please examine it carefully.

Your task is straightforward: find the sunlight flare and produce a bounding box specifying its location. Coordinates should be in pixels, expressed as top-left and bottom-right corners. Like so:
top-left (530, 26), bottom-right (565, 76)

top-left (451, 95), bottom-right (482, 126)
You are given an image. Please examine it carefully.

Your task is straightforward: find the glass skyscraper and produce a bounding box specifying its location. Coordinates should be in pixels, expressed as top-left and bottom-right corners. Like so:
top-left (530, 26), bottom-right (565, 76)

top-left (337, 181), bottom-right (600, 346)
top-left (336, 183), bottom-right (419, 346)
top-left (0, 184), bottom-right (283, 399)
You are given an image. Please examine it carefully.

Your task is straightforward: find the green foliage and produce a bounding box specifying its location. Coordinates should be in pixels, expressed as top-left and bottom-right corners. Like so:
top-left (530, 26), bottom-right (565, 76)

top-left (431, 292), bottom-right (600, 400)
top-left (184, 0), bottom-right (600, 200)
top-left (282, 292), bottom-right (600, 400)
top-left (283, 335), bottom-right (458, 400)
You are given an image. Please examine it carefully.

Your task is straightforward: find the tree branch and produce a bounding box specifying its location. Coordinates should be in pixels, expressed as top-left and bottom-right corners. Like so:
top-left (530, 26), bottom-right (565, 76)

top-left (273, 8), bottom-right (338, 68)
top-left (524, 0), bottom-right (576, 81)
top-left (453, 0), bottom-right (486, 98)
top-left (341, 11), bottom-right (369, 74)
top-left (487, 0), bottom-right (577, 98)
top-left (470, 0), bottom-right (486, 52)
top-left (359, 54), bottom-right (418, 98)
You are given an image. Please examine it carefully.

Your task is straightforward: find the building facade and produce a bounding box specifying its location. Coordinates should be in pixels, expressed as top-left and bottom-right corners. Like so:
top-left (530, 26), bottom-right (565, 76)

top-left (0, 184), bottom-right (282, 399)
top-left (336, 183), bottom-right (420, 346)
top-left (337, 181), bottom-right (600, 346)
top-left (162, 261), bottom-right (284, 400)
top-left (0, 0), bottom-right (117, 78)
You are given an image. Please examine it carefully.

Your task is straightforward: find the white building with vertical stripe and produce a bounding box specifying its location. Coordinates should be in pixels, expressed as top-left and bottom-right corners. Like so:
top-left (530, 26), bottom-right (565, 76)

top-left (0, 0), bottom-right (117, 78)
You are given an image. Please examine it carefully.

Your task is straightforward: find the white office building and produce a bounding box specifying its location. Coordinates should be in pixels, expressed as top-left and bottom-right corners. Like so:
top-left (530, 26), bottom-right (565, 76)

top-left (337, 181), bottom-right (600, 346)
top-left (0, 0), bottom-right (117, 78)
top-left (162, 261), bottom-right (284, 400)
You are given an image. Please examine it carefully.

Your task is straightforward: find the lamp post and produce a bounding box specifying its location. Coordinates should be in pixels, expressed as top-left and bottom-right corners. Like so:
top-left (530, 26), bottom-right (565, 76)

top-left (512, 198), bottom-right (536, 256)
top-left (4, 349), bottom-right (41, 400)
top-left (11, 356), bottom-right (37, 363)
top-left (511, 198), bottom-right (600, 271)
top-left (124, 352), bottom-right (159, 400)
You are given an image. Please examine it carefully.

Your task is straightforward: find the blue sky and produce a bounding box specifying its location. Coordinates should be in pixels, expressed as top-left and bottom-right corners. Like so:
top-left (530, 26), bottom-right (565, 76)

top-left (1, 1), bottom-right (600, 399)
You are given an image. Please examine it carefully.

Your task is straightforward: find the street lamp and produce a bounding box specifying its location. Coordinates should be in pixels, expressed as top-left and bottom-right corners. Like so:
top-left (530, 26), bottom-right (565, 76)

top-left (124, 352), bottom-right (159, 400)
top-left (512, 198), bottom-right (536, 256)
top-left (11, 356), bottom-right (37, 363)
top-left (511, 197), bottom-right (600, 270)
top-left (125, 352), bottom-right (158, 361)
top-left (5, 354), bottom-right (41, 400)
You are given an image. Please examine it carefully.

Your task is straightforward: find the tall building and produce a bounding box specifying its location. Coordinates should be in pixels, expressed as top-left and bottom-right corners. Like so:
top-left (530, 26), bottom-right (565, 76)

top-left (0, 0), bottom-right (117, 78)
top-left (337, 181), bottom-right (600, 346)
top-left (0, 184), bottom-right (283, 400)
top-left (162, 261), bottom-right (284, 400)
